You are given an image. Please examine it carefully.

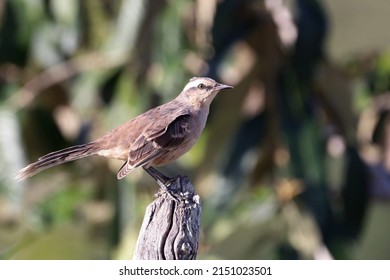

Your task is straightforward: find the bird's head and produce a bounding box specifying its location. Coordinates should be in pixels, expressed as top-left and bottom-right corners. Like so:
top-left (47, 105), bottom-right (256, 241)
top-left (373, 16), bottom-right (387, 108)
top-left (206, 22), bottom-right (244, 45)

top-left (179, 77), bottom-right (233, 107)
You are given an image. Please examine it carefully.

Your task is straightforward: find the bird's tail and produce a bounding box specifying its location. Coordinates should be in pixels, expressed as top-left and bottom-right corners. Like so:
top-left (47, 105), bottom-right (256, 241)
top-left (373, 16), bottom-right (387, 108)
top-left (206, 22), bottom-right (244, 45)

top-left (15, 142), bottom-right (98, 181)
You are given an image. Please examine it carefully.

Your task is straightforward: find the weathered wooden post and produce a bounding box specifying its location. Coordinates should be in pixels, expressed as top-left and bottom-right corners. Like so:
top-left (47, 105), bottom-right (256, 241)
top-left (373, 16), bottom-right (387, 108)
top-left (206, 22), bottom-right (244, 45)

top-left (133, 176), bottom-right (201, 260)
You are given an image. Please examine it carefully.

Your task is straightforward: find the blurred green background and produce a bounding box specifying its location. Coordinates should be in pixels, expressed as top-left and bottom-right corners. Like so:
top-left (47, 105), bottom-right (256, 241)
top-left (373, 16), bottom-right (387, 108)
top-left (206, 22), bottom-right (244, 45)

top-left (1, 0), bottom-right (390, 260)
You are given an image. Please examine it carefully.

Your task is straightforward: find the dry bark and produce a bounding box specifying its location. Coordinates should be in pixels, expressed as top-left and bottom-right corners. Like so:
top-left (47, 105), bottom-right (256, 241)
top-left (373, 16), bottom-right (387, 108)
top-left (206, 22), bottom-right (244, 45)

top-left (133, 176), bottom-right (201, 260)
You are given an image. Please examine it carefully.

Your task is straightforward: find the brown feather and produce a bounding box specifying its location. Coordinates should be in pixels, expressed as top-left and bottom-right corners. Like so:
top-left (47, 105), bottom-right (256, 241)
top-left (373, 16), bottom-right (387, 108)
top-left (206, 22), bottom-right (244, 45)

top-left (15, 143), bottom-right (98, 181)
top-left (117, 114), bottom-right (191, 178)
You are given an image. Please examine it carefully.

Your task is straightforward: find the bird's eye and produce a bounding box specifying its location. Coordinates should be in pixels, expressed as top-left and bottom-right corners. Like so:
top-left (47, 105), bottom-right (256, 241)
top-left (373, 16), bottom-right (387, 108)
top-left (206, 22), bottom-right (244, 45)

top-left (197, 83), bottom-right (205, 90)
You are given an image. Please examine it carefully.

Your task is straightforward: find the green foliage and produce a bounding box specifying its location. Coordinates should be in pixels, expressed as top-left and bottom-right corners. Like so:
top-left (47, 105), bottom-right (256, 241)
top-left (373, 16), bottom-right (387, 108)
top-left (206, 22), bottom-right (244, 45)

top-left (1, 0), bottom-right (390, 260)
top-left (36, 184), bottom-right (91, 226)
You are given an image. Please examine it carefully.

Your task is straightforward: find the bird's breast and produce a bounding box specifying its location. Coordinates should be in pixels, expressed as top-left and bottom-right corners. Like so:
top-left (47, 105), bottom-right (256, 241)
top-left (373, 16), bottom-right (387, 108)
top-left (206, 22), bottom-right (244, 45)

top-left (187, 107), bottom-right (209, 143)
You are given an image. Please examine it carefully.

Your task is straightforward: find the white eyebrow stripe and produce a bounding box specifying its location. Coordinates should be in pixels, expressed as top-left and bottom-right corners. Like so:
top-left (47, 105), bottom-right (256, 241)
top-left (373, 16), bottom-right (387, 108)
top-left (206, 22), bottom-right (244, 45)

top-left (183, 79), bottom-right (201, 91)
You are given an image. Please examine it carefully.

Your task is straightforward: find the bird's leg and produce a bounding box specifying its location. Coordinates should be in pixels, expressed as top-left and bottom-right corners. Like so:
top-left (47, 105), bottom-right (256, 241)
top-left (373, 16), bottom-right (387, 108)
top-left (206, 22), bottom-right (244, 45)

top-left (143, 166), bottom-right (180, 200)
top-left (143, 166), bottom-right (171, 185)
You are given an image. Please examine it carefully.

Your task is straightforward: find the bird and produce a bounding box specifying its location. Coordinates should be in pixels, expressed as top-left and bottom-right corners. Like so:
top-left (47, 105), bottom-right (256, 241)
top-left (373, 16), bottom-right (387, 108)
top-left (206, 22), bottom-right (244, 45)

top-left (15, 77), bottom-right (233, 187)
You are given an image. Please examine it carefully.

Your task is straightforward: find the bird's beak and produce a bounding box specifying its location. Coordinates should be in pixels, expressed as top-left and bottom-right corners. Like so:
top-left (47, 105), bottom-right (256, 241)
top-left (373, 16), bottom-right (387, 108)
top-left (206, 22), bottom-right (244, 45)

top-left (215, 83), bottom-right (234, 91)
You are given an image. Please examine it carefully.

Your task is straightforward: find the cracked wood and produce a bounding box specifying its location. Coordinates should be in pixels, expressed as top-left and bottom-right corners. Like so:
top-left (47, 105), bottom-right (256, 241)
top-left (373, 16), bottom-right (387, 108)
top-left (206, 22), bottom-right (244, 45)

top-left (133, 176), bottom-right (201, 260)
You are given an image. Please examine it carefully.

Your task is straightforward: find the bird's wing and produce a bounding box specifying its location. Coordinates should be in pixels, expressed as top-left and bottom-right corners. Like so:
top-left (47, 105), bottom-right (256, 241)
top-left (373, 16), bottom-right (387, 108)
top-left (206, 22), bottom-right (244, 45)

top-left (116, 113), bottom-right (191, 179)
top-left (130, 113), bottom-right (192, 165)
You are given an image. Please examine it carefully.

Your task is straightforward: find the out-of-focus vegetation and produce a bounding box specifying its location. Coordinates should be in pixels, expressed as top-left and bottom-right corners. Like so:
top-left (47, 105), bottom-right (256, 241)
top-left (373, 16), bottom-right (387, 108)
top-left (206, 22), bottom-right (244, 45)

top-left (1, 0), bottom-right (390, 259)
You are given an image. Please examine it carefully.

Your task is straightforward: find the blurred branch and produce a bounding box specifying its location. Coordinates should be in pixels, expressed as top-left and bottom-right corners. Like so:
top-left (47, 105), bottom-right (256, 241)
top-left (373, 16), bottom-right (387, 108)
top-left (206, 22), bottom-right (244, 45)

top-left (9, 51), bottom-right (127, 109)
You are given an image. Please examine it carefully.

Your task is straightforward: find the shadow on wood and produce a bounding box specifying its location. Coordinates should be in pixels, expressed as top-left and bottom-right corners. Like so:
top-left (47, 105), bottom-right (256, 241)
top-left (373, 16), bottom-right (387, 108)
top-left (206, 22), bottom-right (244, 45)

top-left (133, 176), bottom-right (201, 260)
